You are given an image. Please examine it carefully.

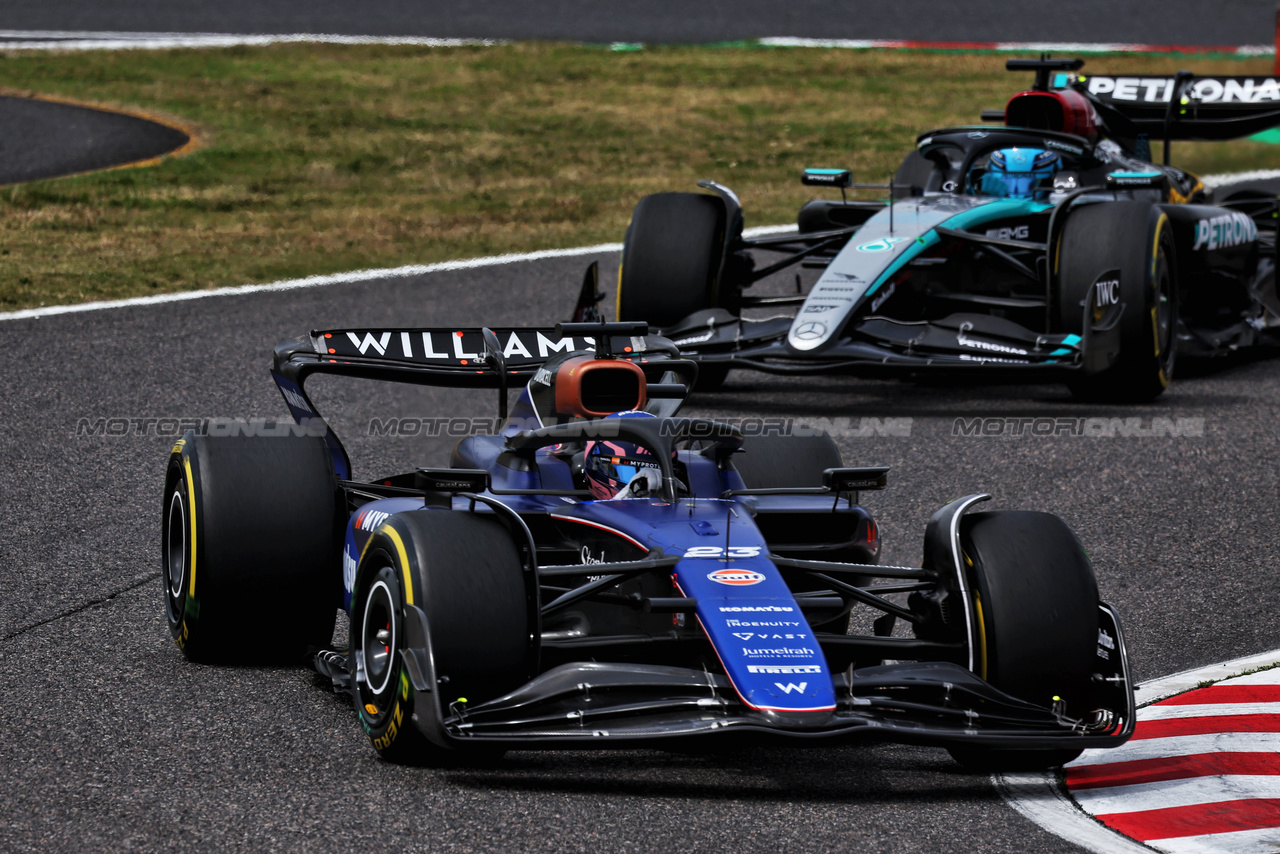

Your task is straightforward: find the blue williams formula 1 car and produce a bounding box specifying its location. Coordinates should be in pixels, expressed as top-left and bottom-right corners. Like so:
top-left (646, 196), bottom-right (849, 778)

top-left (162, 318), bottom-right (1133, 769)
top-left (598, 57), bottom-right (1280, 401)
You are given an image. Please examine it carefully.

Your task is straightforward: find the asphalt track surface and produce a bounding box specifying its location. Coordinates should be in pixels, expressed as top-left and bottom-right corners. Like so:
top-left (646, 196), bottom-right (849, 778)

top-left (0, 95), bottom-right (189, 185)
top-left (0, 0), bottom-right (1272, 48)
top-left (2, 216), bottom-right (1280, 850)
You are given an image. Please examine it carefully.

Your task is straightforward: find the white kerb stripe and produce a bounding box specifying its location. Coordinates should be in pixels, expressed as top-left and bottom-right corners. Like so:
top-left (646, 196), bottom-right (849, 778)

top-left (1071, 775), bottom-right (1280, 816)
top-left (1134, 651), bottom-right (1280, 707)
top-left (1215, 669), bottom-right (1280, 686)
top-left (1074, 732), bottom-right (1280, 766)
top-left (1141, 703), bottom-right (1280, 720)
top-left (1152, 826), bottom-right (1280, 854)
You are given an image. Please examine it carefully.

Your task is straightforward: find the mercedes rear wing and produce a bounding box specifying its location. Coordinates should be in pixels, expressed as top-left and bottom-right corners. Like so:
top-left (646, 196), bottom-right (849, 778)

top-left (1075, 72), bottom-right (1280, 141)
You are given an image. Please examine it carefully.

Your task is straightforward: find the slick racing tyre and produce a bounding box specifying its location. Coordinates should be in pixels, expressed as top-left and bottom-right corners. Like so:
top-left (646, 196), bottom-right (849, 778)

top-left (351, 510), bottom-right (533, 765)
top-left (617, 192), bottom-right (730, 329)
top-left (1059, 201), bottom-right (1177, 402)
top-left (162, 431), bottom-right (341, 663)
top-left (948, 511), bottom-right (1099, 771)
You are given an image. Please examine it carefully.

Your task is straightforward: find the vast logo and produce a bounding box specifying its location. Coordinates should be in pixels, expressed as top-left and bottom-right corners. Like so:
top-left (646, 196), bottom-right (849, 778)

top-left (707, 568), bottom-right (766, 586)
top-left (856, 237), bottom-right (908, 253)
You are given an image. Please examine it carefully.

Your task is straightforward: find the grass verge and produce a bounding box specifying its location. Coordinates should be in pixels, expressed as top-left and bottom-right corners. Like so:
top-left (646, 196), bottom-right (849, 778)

top-left (0, 43), bottom-right (1274, 310)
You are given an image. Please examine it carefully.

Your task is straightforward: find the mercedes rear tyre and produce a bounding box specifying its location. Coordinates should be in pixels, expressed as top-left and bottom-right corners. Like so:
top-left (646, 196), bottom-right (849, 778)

top-left (617, 192), bottom-right (730, 329)
top-left (162, 431), bottom-right (341, 663)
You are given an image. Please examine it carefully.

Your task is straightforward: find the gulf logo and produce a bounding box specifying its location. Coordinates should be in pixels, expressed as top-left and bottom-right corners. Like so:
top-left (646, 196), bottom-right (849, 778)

top-left (708, 568), bottom-right (765, 586)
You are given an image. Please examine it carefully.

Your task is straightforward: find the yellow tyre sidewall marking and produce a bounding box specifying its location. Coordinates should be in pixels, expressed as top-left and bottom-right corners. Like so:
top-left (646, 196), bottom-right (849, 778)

top-left (183, 456), bottom-right (198, 599)
top-left (973, 592), bottom-right (988, 681)
top-left (1151, 213), bottom-right (1171, 387)
top-left (362, 526), bottom-right (415, 751)
top-left (381, 525), bottom-right (415, 607)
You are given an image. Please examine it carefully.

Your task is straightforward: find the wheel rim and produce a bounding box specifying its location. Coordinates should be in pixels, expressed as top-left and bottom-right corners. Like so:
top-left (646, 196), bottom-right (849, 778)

top-left (165, 490), bottom-right (186, 601)
top-left (1154, 250), bottom-right (1174, 368)
top-left (360, 577), bottom-right (397, 696)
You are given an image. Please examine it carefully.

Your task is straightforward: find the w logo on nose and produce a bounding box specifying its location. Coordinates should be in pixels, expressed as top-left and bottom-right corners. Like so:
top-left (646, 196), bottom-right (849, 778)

top-left (775, 682), bottom-right (808, 694)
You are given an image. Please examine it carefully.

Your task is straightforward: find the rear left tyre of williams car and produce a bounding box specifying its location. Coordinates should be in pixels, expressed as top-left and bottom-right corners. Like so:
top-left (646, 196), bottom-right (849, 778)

top-left (162, 432), bottom-right (341, 663)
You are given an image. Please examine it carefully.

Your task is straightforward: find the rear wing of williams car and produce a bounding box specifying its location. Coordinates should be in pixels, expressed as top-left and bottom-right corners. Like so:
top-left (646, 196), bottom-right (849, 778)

top-left (271, 321), bottom-right (684, 480)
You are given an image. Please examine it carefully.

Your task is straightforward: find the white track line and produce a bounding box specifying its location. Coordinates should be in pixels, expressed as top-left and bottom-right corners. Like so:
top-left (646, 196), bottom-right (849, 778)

top-left (1202, 170), bottom-right (1280, 188)
top-left (0, 31), bottom-right (505, 49)
top-left (997, 648), bottom-right (1280, 854)
top-left (0, 226), bottom-right (794, 322)
top-left (759, 37), bottom-right (1274, 56)
top-left (0, 243), bottom-right (618, 322)
top-left (0, 31), bottom-right (1271, 56)
top-left (3, 167), bottom-right (1272, 323)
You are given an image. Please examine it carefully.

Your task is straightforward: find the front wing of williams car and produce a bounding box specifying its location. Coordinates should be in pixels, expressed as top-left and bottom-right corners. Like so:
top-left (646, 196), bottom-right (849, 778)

top-left (390, 491), bottom-right (1134, 752)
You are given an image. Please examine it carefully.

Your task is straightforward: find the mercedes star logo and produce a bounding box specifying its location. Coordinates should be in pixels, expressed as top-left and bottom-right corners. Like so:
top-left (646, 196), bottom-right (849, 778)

top-left (794, 322), bottom-right (827, 340)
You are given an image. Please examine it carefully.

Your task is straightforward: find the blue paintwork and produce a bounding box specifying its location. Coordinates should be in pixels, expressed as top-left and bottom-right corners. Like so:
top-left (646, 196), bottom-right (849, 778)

top-left (346, 436), bottom-right (856, 717)
top-left (550, 499), bottom-right (836, 715)
top-left (271, 371), bottom-right (351, 480)
top-left (342, 496), bottom-right (426, 611)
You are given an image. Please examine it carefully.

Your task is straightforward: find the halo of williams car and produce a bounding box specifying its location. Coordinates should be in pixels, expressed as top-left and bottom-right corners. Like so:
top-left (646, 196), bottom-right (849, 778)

top-left (583, 57), bottom-right (1280, 400)
top-left (163, 318), bottom-right (1133, 770)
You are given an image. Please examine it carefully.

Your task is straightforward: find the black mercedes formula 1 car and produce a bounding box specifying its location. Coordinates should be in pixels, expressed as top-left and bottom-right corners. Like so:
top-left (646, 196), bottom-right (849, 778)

top-left (162, 318), bottom-right (1133, 769)
top-left (588, 57), bottom-right (1279, 400)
